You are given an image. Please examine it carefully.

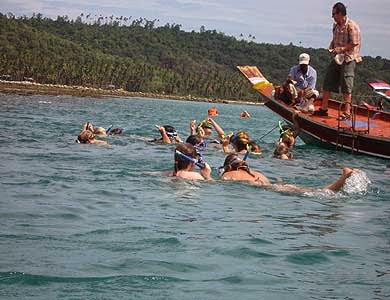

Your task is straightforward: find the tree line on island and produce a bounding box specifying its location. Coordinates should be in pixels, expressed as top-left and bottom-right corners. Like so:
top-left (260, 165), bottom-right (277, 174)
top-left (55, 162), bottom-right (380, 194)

top-left (0, 13), bottom-right (389, 104)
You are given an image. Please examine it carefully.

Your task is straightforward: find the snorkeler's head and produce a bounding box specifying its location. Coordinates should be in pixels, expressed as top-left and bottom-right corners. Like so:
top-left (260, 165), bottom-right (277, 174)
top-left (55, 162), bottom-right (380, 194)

top-left (197, 120), bottom-right (213, 136)
top-left (77, 130), bottom-right (95, 144)
top-left (230, 131), bottom-right (250, 152)
top-left (93, 127), bottom-right (107, 136)
top-left (186, 134), bottom-right (206, 151)
top-left (222, 153), bottom-right (250, 173)
top-left (174, 143), bottom-right (198, 173)
top-left (274, 142), bottom-right (289, 157)
top-left (163, 125), bottom-right (178, 138)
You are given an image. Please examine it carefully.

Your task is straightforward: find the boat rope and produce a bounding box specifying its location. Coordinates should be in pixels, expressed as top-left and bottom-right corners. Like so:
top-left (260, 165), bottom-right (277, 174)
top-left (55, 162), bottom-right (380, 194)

top-left (292, 111), bottom-right (300, 136)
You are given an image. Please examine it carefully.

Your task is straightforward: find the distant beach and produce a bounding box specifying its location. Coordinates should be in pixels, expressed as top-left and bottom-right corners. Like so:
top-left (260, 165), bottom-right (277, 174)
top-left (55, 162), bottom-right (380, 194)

top-left (0, 80), bottom-right (262, 106)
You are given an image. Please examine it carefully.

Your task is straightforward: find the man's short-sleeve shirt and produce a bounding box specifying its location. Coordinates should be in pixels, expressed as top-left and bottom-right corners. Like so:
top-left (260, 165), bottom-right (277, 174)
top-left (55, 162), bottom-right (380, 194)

top-left (333, 18), bottom-right (362, 63)
top-left (288, 65), bottom-right (317, 90)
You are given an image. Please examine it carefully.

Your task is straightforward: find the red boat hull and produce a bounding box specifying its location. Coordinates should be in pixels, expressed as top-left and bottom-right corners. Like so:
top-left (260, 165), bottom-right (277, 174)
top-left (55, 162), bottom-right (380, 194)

top-left (259, 92), bottom-right (390, 159)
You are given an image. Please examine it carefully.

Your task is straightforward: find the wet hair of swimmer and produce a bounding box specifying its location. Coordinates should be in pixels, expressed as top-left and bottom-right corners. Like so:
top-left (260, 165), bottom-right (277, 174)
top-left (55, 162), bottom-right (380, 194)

top-left (173, 143), bottom-right (198, 176)
top-left (93, 127), bottom-right (106, 135)
top-left (77, 130), bottom-right (95, 144)
top-left (274, 142), bottom-right (291, 158)
top-left (109, 128), bottom-right (123, 135)
top-left (186, 134), bottom-right (206, 150)
top-left (230, 131), bottom-right (250, 152)
top-left (248, 140), bottom-right (261, 153)
top-left (163, 125), bottom-right (178, 138)
top-left (222, 153), bottom-right (256, 177)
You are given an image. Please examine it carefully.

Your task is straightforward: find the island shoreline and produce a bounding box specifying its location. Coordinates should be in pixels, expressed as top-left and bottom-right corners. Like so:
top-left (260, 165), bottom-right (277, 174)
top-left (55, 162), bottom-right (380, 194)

top-left (0, 80), bottom-right (263, 106)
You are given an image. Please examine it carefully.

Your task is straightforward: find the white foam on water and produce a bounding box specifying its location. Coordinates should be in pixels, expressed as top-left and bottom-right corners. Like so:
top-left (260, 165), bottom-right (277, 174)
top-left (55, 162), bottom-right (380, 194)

top-left (342, 170), bottom-right (371, 194)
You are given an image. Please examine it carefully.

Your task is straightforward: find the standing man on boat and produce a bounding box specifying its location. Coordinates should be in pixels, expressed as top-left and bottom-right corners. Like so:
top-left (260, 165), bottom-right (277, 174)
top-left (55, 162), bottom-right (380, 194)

top-left (313, 2), bottom-right (362, 120)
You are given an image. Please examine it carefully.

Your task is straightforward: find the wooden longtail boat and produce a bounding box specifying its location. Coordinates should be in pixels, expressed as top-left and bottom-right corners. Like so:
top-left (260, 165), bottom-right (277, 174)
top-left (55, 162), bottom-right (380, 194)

top-left (237, 66), bottom-right (390, 159)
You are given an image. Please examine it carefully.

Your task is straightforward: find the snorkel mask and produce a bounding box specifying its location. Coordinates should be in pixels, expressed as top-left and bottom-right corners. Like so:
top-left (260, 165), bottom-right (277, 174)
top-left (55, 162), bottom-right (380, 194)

top-left (278, 121), bottom-right (294, 141)
top-left (198, 120), bottom-right (213, 130)
top-left (229, 131), bottom-right (249, 144)
top-left (166, 130), bottom-right (178, 138)
top-left (194, 140), bottom-right (207, 151)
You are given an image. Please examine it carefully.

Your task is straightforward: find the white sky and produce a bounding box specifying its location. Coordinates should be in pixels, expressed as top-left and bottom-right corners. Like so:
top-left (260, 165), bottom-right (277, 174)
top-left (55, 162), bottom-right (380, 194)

top-left (1, 0), bottom-right (389, 59)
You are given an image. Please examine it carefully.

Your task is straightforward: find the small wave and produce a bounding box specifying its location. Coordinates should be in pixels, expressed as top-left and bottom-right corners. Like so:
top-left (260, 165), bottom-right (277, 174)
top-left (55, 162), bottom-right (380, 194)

top-left (213, 247), bottom-right (276, 259)
top-left (248, 237), bottom-right (273, 245)
top-left (286, 251), bottom-right (330, 265)
top-left (141, 237), bottom-right (181, 246)
top-left (207, 275), bottom-right (243, 284)
top-left (0, 271), bottom-right (186, 285)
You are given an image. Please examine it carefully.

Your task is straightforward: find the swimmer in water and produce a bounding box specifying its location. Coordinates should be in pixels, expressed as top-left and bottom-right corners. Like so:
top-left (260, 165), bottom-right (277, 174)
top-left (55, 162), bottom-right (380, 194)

top-left (76, 130), bottom-right (108, 145)
top-left (154, 125), bottom-right (183, 144)
top-left (220, 153), bottom-right (359, 193)
top-left (170, 143), bottom-right (212, 180)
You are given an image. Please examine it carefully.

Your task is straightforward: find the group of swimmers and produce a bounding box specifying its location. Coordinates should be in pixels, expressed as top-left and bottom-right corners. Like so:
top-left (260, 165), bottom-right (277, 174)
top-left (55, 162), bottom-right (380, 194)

top-left (76, 122), bottom-right (124, 144)
top-left (172, 142), bottom-right (355, 194)
top-left (157, 117), bottom-right (356, 193)
top-left (75, 113), bottom-right (360, 194)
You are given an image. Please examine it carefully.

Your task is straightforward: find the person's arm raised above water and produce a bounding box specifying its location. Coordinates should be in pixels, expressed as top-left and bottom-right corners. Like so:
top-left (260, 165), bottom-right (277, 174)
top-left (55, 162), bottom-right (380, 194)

top-left (157, 125), bottom-right (172, 143)
top-left (206, 117), bottom-right (225, 139)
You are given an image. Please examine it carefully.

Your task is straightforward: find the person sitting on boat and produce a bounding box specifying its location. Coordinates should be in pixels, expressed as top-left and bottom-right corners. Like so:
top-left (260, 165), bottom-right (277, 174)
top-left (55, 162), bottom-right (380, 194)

top-left (170, 143), bottom-right (213, 180)
top-left (220, 153), bottom-right (360, 193)
top-left (289, 53), bottom-right (319, 111)
top-left (275, 53), bottom-right (319, 112)
top-left (154, 125), bottom-right (183, 144)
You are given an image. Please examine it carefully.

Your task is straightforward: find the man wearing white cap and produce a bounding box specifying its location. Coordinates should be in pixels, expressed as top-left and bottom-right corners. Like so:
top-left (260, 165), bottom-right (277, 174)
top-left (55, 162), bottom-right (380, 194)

top-left (286, 53), bottom-right (319, 112)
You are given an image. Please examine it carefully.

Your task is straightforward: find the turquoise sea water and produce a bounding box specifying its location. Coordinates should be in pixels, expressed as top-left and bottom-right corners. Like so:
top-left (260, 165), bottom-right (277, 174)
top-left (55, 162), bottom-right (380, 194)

top-left (0, 93), bottom-right (389, 300)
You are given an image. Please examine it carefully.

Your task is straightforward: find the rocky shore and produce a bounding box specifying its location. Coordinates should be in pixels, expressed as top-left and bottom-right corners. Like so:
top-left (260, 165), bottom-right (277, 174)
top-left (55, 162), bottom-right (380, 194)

top-left (0, 80), bottom-right (262, 106)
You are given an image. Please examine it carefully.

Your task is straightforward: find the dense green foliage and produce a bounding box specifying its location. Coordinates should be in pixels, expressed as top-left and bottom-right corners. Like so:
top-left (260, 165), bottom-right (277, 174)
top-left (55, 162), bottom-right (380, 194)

top-left (0, 13), bottom-right (389, 102)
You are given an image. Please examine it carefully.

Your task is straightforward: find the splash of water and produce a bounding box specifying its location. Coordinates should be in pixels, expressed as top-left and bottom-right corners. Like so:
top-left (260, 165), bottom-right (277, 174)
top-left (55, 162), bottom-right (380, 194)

top-left (342, 170), bottom-right (371, 194)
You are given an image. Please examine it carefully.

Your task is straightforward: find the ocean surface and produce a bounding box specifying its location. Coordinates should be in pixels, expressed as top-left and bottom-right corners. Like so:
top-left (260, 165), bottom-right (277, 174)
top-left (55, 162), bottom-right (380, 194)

top-left (0, 93), bottom-right (389, 300)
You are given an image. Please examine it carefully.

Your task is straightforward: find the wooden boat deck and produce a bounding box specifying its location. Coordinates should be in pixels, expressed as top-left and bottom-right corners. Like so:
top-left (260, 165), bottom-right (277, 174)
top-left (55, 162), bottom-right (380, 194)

top-left (309, 99), bottom-right (390, 139)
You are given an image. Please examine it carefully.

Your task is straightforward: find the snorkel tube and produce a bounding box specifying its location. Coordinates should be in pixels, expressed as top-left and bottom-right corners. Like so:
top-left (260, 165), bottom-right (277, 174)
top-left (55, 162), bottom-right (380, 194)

top-left (278, 121), bottom-right (284, 137)
top-left (243, 146), bottom-right (251, 161)
top-left (278, 120), bottom-right (293, 142)
top-left (175, 150), bottom-right (205, 169)
top-left (106, 125), bottom-right (113, 134)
